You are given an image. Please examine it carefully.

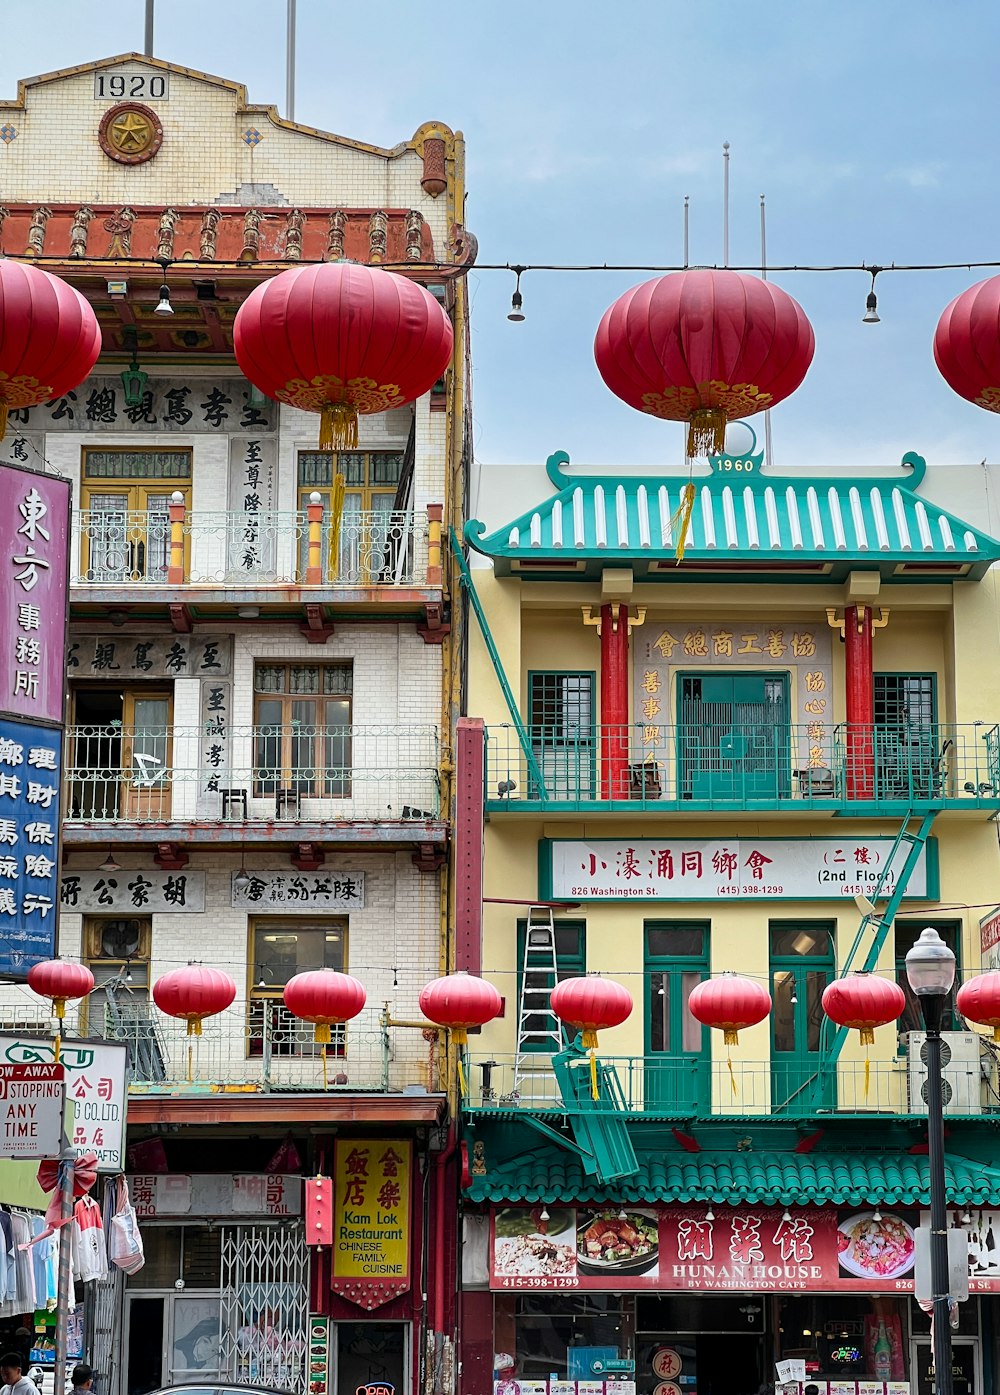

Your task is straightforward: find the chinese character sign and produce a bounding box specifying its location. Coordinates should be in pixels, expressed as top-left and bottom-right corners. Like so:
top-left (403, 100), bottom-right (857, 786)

top-left (0, 720), bottom-right (62, 972)
top-left (0, 1036), bottom-right (127, 1169)
top-left (67, 633), bottom-right (233, 679)
top-left (545, 838), bottom-right (932, 902)
top-left (981, 908), bottom-right (1000, 974)
top-left (7, 379), bottom-right (277, 434)
top-left (331, 1138), bottom-right (411, 1289)
top-left (0, 466), bottom-right (69, 726)
top-left (232, 871), bottom-right (365, 912)
top-left (60, 870), bottom-right (206, 914)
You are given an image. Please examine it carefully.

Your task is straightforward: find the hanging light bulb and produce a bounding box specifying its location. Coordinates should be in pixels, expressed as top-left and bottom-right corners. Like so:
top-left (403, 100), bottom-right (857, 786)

top-left (782, 1208), bottom-right (792, 1222)
top-left (862, 267), bottom-right (881, 324)
top-left (618, 1207), bottom-right (628, 1220)
top-left (961, 1209), bottom-right (972, 1224)
top-left (872, 1206), bottom-right (883, 1221)
top-left (124, 961), bottom-right (133, 985)
top-left (539, 1207), bottom-right (550, 1222)
top-left (657, 973), bottom-right (666, 997)
top-left (154, 255), bottom-right (174, 316)
top-left (98, 849), bottom-right (121, 873)
top-left (789, 989), bottom-right (798, 1004)
top-left (705, 1207), bottom-right (715, 1222)
top-left (507, 265), bottom-right (526, 322)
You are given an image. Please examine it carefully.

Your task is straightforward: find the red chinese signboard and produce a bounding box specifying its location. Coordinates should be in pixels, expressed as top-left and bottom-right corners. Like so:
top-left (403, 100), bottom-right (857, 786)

top-left (489, 1205), bottom-right (1000, 1293)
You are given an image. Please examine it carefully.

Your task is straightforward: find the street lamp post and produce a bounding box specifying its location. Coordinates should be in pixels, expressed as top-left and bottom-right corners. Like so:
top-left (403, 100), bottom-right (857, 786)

top-left (905, 926), bottom-right (957, 1395)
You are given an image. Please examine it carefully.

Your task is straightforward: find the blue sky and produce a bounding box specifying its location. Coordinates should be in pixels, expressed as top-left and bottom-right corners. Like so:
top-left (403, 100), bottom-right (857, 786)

top-left (4, 1), bottom-right (1000, 470)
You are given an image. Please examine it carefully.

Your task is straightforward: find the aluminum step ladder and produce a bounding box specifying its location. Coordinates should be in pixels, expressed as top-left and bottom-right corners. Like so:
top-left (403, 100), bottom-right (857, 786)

top-left (512, 906), bottom-right (564, 1104)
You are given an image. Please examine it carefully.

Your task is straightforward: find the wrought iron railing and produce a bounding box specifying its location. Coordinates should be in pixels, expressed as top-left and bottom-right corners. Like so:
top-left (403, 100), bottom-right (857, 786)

top-left (463, 1051), bottom-right (1000, 1118)
top-left (72, 508), bottom-right (418, 586)
top-left (63, 722), bottom-right (441, 823)
top-left (485, 721), bottom-right (1000, 807)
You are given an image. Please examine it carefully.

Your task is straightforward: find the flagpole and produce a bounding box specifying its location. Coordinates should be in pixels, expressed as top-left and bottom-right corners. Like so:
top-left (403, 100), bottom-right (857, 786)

top-left (760, 193), bottom-right (774, 467)
top-left (286, 0), bottom-right (297, 121)
top-left (722, 142), bottom-right (730, 267)
top-left (144, 0), bottom-right (154, 56)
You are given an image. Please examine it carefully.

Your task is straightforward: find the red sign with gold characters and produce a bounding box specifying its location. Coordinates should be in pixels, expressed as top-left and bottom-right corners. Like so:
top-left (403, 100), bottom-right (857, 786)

top-left (489, 1205), bottom-right (999, 1293)
top-left (331, 1138), bottom-right (411, 1310)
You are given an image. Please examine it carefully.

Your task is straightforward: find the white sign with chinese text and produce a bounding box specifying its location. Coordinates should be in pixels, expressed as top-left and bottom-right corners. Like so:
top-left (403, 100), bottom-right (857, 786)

top-left (0, 1062), bottom-right (63, 1158)
top-left (231, 870), bottom-right (365, 911)
top-left (0, 1036), bottom-right (127, 1170)
top-left (60, 870), bottom-right (206, 913)
top-left (128, 1173), bottom-right (302, 1218)
top-left (544, 838), bottom-right (930, 901)
top-left (981, 907), bottom-right (1000, 973)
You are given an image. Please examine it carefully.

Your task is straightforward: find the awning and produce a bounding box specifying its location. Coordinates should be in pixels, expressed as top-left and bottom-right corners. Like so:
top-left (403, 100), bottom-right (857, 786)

top-left (465, 1147), bottom-right (1000, 1207)
top-left (466, 449), bottom-right (1000, 582)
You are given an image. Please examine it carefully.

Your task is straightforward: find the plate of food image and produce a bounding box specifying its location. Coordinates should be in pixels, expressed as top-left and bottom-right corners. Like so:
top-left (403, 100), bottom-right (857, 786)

top-left (837, 1210), bottom-right (916, 1279)
top-left (577, 1209), bottom-right (659, 1276)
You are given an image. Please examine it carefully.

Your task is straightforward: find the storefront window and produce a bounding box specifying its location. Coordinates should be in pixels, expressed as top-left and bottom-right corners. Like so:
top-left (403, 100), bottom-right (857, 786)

top-left (511, 1296), bottom-right (627, 1382)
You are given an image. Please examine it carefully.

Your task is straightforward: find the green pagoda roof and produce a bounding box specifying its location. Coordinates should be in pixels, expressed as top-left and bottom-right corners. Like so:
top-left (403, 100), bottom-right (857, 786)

top-left (466, 447), bottom-right (1000, 582)
top-left (465, 1145), bottom-right (1000, 1207)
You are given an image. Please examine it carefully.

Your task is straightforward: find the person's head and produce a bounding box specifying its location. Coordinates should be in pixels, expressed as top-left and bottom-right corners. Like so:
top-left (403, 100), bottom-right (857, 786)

top-left (1, 1354), bottom-right (23, 1385)
top-left (71, 1366), bottom-right (94, 1391)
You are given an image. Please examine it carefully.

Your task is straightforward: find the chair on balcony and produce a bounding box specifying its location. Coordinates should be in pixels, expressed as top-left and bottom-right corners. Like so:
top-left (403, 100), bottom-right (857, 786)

top-left (628, 762), bottom-right (662, 800)
top-left (794, 766), bottom-right (835, 797)
top-left (220, 787), bottom-right (248, 820)
top-left (275, 785), bottom-right (303, 819)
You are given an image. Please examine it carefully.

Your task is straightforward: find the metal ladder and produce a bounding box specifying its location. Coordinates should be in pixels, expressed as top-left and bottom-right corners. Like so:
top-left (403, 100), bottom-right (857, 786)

top-left (512, 906), bottom-right (564, 1103)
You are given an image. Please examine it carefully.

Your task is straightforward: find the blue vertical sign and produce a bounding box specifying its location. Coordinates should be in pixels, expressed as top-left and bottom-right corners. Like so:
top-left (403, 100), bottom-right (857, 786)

top-left (0, 717), bottom-right (62, 973)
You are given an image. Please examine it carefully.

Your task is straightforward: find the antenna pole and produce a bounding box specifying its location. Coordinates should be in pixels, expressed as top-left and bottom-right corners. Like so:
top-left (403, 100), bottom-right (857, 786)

top-left (144, 0), bottom-right (154, 56)
top-left (286, 0), bottom-right (297, 121)
top-left (683, 195), bottom-right (690, 268)
top-left (722, 142), bottom-right (731, 267)
top-left (760, 193), bottom-right (774, 467)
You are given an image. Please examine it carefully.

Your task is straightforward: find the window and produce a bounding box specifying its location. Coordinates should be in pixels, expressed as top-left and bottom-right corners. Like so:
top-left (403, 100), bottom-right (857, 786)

top-left (894, 919), bottom-right (961, 1034)
top-left (874, 674), bottom-right (936, 730)
top-left (644, 922), bottom-right (708, 1054)
top-left (81, 916), bottom-right (151, 1035)
top-left (81, 448), bottom-right (192, 584)
top-left (516, 920), bottom-right (585, 1050)
top-left (528, 673), bottom-right (593, 745)
top-left (298, 450), bottom-right (409, 583)
top-left (253, 663), bottom-right (352, 798)
top-left (249, 919), bottom-right (347, 1057)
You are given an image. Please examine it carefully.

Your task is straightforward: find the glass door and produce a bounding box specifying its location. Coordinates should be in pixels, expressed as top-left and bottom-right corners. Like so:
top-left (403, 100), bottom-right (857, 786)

top-left (334, 1321), bottom-right (408, 1395)
top-left (770, 921), bottom-right (835, 1112)
top-left (678, 672), bottom-right (791, 800)
top-left (644, 922), bottom-right (710, 1111)
top-left (82, 486), bottom-right (175, 582)
top-left (911, 1337), bottom-right (979, 1395)
top-left (121, 692), bottom-right (172, 819)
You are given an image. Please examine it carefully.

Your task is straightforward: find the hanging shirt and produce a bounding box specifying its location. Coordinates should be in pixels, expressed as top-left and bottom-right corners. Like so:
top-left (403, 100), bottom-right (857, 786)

top-left (10, 1214), bottom-right (34, 1312)
top-left (28, 1217), bottom-right (48, 1306)
top-left (71, 1198), bottom-right (108, 1284)
top-left (0, 1212), bottom-right (14, 1303)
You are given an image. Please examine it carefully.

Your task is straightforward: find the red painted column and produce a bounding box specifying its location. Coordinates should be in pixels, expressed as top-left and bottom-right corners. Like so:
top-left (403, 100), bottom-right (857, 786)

top-left (454, 718), bottom-right (485, 973)
top-left (844, 603), bottom-right (875, 799)
top-left (600, 604), bottom-right (630, 799)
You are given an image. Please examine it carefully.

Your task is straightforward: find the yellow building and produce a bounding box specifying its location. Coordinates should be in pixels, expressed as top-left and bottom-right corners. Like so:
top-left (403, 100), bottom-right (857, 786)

top-left (455, 442), bottom-right (1000, 1395)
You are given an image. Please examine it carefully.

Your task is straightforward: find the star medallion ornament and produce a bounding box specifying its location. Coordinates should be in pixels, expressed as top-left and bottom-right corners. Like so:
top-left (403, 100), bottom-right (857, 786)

top-left (98, 102), bottom-right (164, 165)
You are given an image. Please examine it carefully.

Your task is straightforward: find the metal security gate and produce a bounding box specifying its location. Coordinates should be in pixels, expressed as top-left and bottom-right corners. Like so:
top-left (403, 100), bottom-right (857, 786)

top-left (219, 1223), bottom-right (309, 1392)
top-left (87, 1245), bottom-right (125, 1395)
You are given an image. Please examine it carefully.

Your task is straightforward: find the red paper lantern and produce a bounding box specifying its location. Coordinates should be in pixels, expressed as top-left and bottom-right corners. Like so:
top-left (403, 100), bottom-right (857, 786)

top-left (550, 975), bottom-right (633, 1099)
top-left (957, 971), bottom-right (1000, 1043)
top-left (419, 972), bottom-right (503, 1046)
top-left (594, 269), bottom-right (815, 458)
top-left (234, 262), bottom-right (454, 450)
top-left (0, 260), bottom-right (101, 439)
top-left (934, 277), bottom-right (1000, 414)
top-left (283, 968), bottom-right (366, 1045)
top-left (153, 964), bottom-right (237, 1037)
top-left (821, 972), bottom-right (906, 1046)
top-left (688, 973), bottom-right (771, 1046)
top-left (27, 959), bottom-right (95, 1021)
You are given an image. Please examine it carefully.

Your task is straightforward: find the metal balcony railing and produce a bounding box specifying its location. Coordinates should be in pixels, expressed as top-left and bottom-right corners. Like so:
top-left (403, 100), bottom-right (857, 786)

top-left (63, 723), bottom-right (441, 823)
top-left (485, 721), bottom-right (1000, 809)
top-left (72, 508), bottom-right (419, 587)
top-left (464, 1052), bottom-right (1000, 1118)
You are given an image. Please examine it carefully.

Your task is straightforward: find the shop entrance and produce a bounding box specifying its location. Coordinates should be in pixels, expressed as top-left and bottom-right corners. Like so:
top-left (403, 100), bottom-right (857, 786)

top-left (636, 1294), bottom-right (765, 1395)
top-left (334, 1321), bottom-right (409, 1395)
top-left (911, 1337), bottom-right (979, 1395)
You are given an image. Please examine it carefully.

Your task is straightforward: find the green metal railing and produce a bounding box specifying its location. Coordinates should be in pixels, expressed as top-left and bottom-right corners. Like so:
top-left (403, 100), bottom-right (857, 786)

top-left (484, 721), bottom-right (1000, 809)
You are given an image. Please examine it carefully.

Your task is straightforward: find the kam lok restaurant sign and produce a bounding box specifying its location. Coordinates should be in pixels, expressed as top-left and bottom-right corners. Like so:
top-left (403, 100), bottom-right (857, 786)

top-left (490, 1205), bottom-right (1000, 1294)
top-left (331, 1138), bottom-right (411, 1309)
top-left (541, 838), bottom-right (934, 902)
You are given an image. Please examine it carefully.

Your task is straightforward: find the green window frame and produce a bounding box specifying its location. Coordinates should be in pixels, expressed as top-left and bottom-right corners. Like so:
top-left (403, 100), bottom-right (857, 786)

top-left (894, 918), bottom-right (961, 1036)
top-left (515, 919), bottom-right (586, 1051)
top-left (644, 920), bottom-right (710, 1054)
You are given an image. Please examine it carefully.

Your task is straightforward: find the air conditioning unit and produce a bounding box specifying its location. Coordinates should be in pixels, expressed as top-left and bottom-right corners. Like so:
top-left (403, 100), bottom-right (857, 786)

top-left (906, 1031), bottom-right (983, 1115)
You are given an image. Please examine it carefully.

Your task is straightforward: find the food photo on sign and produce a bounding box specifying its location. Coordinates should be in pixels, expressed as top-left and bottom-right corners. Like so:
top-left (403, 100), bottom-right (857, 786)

top-left (577, 1208), bottom-right (659, 1279)
top-left (493, 1207), bottom-right (576, 1280)
top-left (836, 1210), bottom-right (916, 1282)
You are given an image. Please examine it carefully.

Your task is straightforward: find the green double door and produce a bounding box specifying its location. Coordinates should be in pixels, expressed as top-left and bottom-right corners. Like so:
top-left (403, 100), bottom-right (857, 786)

top-left (644, 923), bottom-right (711, 1111)
top-left (679, 673), bottom-right (791, 800)
top-left (770, 922), bottom-right (836, 1112)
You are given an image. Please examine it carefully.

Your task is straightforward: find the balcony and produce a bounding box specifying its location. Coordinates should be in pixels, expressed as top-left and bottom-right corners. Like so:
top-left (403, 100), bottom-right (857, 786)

top-left (464, 1049), bottom-right (1000, 1120)
top-left (70, 504), bottom-right (445, 627)
top-left (485, 721), bottom-right (1000, 816)
top-left (62, 722), bottom-right (442, 845)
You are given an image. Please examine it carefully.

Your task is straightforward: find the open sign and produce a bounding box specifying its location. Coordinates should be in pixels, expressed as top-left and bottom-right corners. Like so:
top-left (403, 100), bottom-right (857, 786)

top-left (357, 1386), bottom-right (395, 1395)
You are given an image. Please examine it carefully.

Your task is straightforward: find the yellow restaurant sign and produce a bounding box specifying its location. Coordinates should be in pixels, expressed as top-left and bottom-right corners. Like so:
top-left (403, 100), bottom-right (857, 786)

top-left (332, 1138), bottom-right (411, 1282)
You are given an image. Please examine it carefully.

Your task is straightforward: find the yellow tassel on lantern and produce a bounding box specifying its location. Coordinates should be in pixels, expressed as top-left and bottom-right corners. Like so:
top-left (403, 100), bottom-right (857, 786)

top-left (453, 1026), bottom-right (468, 1095)
top-left (671, 481), bottom-right (697, 563)
top-left (186, 1016), bottom-right (203, 1037)
top-left (314, 1022), bottom-right (333, 1045)
top-left (328, 472), bottom-right (346, 564)
top-left (858, 1025), bottom-right (876, 1098)
top-left (686, 407), bottom-right (727, 458)
top-left (0, 403), bottom-right (8, 442)
top-left (580, 1028), bottom-right (600, 1101)
top-left (321, 1047), bottom-right (328, 1091)
top-left (319, 401), bottom-right (359, 451)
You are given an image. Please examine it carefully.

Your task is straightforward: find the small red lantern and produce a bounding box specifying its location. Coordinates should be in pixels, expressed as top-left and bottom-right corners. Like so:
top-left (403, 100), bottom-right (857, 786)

top-left (27, 959), bottom-right (95, 1022)
top-left (153, 964), bottom-right (237, 1037)
top-left (234, 262), bottom-right (454, 451)
top-left (934, 277), bottom-right (1000, 415)
top-left (957, 971), bottom-right (1000, 1043)
top-left (419, 972), bottom-right (503, 1094)
top-left (303, 1175), bottom-right (334, 1248)
top-left (283, 968), bottom-right (366, 1044)
top-left (688, 973), bottom-right (771, 1046)
top-left (821, 973), bottom-right (906, 1047)
top-left (0, 260), bottom-right (102, 439)
top-left (550, 975), bottom-right (633, 1100)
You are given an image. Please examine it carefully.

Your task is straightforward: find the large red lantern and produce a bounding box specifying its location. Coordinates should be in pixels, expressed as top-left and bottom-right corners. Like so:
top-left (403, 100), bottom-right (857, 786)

top-left (419, 972), bottom-right (503, 1094)
top-left (934, 277), bottom-right (1000, 414)
top-left (234, 262), bottom-right (454, 451)
top-left (28, 958), bottom-right (95, 1064)
top-left (688, 973), bottom-right (771, 1046)
top-left (0, 261), bottom-right (101, 439)
top-left (153, 964), bottom-right (237, 1037)
top-left (283, 968), bottom-right (366, 1090)
top-left (821, 973), bottom-right (906, 1046)
top-left (550, 975), bottom-right (633, 1100)
top-left (957, 971), bottom-right (1000, 1042)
